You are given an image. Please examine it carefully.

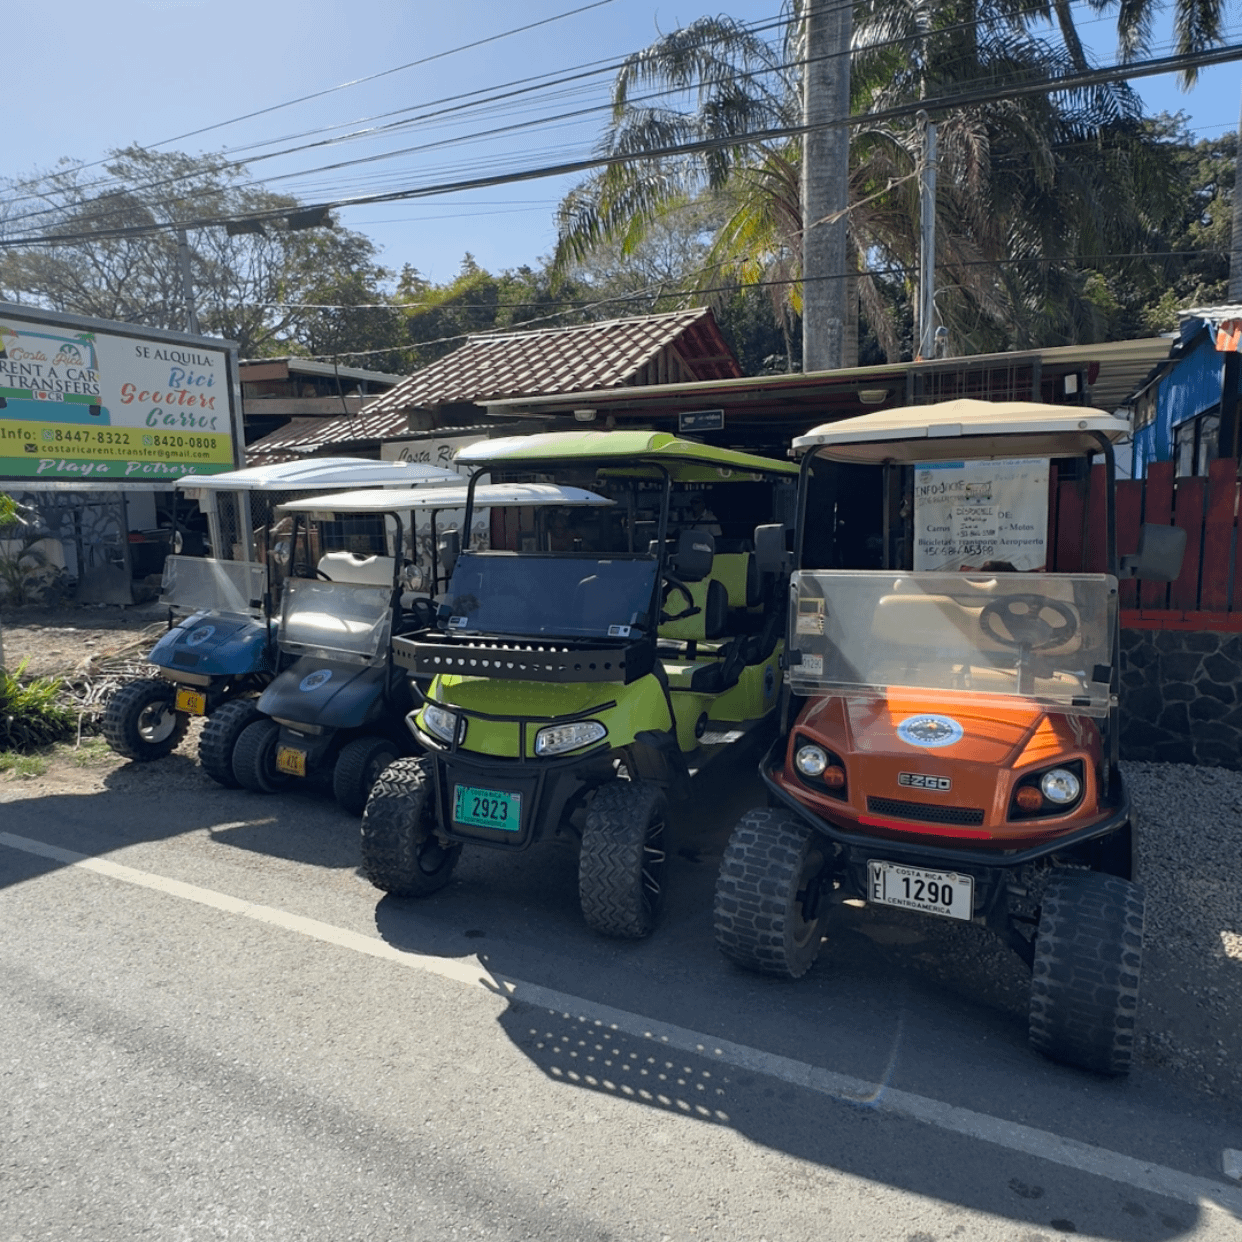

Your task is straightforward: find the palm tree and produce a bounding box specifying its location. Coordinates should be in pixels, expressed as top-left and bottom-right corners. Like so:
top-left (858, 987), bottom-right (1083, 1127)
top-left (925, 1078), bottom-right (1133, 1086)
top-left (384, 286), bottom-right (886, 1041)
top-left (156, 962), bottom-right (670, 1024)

top-left (555, 3), bottom-right (1182, 362)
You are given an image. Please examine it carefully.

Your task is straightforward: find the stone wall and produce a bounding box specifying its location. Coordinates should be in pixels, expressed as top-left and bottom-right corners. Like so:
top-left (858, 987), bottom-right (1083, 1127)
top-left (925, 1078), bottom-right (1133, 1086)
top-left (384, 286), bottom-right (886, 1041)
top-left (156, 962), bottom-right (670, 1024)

top-left (1119, 628), bottom-right (1242, 767)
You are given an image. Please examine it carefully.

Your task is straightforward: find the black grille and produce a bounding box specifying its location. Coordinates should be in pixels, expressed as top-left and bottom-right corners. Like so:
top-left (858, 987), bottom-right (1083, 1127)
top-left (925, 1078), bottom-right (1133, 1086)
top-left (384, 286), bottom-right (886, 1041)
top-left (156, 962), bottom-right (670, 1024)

top-left (866, 796), bottom-right (985, 826)
top-left (172, 650), bottom-right (200, 667)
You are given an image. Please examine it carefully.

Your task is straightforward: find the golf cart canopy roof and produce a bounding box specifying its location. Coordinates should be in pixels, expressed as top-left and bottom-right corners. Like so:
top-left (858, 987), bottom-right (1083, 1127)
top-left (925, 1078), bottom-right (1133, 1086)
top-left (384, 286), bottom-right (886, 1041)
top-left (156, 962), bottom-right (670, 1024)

top-left (792, 400), bottom-right (1129, 464)
top-left (456, 430), bottom-right (798, 482)
top-left (277, 482), bottom-right (615, 517)
top-left (177, 457), bottom-right (459, 493)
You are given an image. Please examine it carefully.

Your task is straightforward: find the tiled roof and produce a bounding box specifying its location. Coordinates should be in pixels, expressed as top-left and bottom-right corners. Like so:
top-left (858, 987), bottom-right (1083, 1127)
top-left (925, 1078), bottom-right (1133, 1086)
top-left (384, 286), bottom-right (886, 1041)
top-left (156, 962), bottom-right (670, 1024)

top-left (244, 411), bottom-right (400, 461)
top-left (363, 307), bottom-right (741, 418)
top-left (245, 307), bottom-right (742, 461)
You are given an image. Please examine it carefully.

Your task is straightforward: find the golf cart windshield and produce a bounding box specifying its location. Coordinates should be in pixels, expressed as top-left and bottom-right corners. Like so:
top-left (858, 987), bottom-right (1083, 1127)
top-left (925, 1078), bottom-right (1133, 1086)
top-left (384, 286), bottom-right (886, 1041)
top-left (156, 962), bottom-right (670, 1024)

top-left (787, 570), bottom-right (1116, 715)
top-left (278, 578), bottom-right (393, 662)
top-left (444, 552), bottom-right (657, 640)
top-left (160, 555), bottom-right (268, 617)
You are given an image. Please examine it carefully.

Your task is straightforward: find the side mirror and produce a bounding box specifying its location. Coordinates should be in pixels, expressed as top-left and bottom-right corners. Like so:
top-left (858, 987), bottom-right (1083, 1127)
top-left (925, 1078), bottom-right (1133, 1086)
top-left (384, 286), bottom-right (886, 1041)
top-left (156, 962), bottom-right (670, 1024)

top-left (754, 524), bottom-right (790, 575)
top-left (1122, 523), bottom-right (1187, 582)
top-left (438, 528), bottom-right (461, 579)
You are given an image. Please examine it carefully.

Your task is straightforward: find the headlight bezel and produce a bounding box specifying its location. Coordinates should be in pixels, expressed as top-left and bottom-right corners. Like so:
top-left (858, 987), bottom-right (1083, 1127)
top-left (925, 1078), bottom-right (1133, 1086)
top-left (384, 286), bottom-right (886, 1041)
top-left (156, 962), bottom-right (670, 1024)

top-left (791, 734), bottom-right (847, 799)
top-left (421, 703), bottom-right (466, 745)
top-left (1009, 759), bottom-right (1086, 819)
top-left (533, 719), bottom-right (608, 757)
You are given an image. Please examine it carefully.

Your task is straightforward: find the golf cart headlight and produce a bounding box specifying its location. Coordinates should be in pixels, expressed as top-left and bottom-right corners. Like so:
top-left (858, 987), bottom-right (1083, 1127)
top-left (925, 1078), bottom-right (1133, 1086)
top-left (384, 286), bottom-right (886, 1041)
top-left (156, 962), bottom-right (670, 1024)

top-left (534, 720), bottom-right (607, 756)
top-left (1040, 768), bottom-right (1081, 805)
top-left (422, 704), bottom-right (465, 744)
top-left (795, 745), bottom-right (829, 777)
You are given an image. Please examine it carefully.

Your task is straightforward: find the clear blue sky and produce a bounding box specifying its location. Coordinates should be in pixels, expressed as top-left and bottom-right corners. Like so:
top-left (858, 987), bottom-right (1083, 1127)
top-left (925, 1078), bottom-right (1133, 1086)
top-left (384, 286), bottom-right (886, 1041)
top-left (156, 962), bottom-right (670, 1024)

top-left (6, 1), bottom-right (1239, 286)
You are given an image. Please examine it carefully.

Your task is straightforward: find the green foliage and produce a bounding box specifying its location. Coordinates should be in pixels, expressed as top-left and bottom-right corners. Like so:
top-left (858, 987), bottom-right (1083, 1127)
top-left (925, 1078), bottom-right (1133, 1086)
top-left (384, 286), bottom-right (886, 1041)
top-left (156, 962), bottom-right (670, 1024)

top-left (0, 661), bottom-right (75, 751)
top-left (0, 494), bottom-right (16, 528)
top-left (393, 256), bottom-right (585, 368)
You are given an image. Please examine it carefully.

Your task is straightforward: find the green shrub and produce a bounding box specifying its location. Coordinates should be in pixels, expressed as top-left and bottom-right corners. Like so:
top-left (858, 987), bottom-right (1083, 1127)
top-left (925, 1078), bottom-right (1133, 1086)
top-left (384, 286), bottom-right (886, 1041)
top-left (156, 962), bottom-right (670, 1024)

top-left (0, 661), bottom-right (75, 750)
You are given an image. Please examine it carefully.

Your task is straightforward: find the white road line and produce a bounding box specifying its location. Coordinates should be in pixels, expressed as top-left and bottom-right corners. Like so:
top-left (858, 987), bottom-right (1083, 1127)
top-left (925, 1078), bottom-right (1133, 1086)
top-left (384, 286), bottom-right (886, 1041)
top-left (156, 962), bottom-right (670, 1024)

top-left (4, 828), bottom-right (1241, 1217)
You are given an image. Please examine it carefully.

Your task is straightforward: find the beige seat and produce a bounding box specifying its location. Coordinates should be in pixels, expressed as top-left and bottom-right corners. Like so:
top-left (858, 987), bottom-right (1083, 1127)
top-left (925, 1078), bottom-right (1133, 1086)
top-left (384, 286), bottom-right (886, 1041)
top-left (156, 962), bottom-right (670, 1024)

top-left (317, 552), bottom-right (396, 585)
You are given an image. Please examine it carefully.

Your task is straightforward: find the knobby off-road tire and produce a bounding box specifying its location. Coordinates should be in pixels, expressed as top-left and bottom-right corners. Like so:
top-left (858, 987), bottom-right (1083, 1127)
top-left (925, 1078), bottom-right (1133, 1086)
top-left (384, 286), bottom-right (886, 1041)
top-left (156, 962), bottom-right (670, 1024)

top-left (101, 679), bottom-right (189, 761)
top-left (231, 718), bottom-right (291, 794)
top-left (333, 734), bottom-right (401, 817)
top-left (714, 809), bottom-right (829, 978)
top-left (1028, 870), bottom-right (1144, 1075)
top-left (198, 699), bottom-right (262, 788)
top-left (360, 756), bottom-right (460, 897)
top-left (578, 779), bottom-right (669, 939)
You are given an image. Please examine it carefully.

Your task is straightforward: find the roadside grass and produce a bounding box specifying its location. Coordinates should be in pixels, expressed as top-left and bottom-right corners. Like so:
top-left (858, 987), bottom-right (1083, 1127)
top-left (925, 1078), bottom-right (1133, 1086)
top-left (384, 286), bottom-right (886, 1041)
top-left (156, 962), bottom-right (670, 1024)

top-left (0, 661), bottom-right (76, 751)
top-left (0, 750), bottom-right (49, 779)
top-left (65, 736), bottom-right (115, 767)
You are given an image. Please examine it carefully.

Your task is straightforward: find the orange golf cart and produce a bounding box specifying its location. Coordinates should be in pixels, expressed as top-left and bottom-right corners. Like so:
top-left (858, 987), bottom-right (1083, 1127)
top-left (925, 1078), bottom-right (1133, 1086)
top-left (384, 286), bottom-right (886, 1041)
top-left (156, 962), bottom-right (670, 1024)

top-left (714, 399), bottom-right (1184, 1075)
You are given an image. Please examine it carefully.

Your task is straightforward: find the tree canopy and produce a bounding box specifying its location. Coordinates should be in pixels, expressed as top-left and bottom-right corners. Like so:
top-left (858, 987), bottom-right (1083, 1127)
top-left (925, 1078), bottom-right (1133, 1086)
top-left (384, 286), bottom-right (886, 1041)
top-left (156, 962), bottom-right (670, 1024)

top-left (0, 147), bottom-right (398, 361)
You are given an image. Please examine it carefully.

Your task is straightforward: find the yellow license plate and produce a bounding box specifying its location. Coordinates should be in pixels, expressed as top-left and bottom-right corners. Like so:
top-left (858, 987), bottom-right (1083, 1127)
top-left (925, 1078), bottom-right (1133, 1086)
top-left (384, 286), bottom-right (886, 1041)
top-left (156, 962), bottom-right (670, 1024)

top-left (175, 688), bottom-right (207, 715)
top-left (275, 746), bottom-right (307, 777)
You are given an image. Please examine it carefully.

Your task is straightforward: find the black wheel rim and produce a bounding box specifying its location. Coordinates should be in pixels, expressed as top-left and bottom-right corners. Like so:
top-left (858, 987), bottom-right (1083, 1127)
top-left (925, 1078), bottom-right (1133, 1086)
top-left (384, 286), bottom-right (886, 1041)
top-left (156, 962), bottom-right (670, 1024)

top-left (791, 847), bottom-right (827, 950)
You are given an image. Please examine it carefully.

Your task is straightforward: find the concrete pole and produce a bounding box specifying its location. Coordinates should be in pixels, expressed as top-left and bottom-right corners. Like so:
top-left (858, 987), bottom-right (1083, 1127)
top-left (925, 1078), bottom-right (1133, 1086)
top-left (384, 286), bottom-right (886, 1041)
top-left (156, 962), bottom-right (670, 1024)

top-left (917, 117), bottom-right (939, 360)
top-left (801, 0), bottom-right (853, 373)
top-left (1230, 84), bottom-right (1242, 303)
top-left (176, 229), bottom-right (200, 336)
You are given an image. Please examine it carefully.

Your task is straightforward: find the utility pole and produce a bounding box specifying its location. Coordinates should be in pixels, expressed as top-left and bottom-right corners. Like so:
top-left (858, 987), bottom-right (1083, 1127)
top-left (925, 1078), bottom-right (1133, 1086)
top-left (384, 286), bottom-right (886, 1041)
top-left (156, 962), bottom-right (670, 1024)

top-left (801, 0), bottom-right (852, 373)
top-left (1231, 84), bottom-right (1242, 303)
top-left (176, 228), bottom-right (200, 336)
top-left (916, 114), bottom-right (939, 360)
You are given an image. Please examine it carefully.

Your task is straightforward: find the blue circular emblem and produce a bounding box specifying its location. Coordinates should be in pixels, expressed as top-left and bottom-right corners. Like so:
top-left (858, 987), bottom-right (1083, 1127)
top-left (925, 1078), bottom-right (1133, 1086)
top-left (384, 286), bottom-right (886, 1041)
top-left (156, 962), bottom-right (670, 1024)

top-left (299, 669), bottom-right (333, 692)
top-left (185, 625), bottom-right (215, 648)
top-left (896, 713), bottom-right (964, 749)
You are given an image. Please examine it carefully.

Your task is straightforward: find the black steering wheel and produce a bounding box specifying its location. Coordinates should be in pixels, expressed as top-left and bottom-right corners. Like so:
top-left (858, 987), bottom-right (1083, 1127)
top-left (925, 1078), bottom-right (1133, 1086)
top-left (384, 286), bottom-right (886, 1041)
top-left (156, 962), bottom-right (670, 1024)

top-left (403, 597), bottom-right (440, 630)
top-left (979, 594), bottom-right (1078, 651)
top-left (660, 575), bottom-right (701, 624)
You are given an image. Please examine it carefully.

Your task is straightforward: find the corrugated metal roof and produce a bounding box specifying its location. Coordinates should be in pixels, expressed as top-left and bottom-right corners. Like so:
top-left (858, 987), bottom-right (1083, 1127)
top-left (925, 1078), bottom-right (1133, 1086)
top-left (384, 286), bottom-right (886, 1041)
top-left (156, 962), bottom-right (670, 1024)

top-left (485, 338), bottom-right (1174, 419)
top-left (363, 307), bottom-right (741, 418)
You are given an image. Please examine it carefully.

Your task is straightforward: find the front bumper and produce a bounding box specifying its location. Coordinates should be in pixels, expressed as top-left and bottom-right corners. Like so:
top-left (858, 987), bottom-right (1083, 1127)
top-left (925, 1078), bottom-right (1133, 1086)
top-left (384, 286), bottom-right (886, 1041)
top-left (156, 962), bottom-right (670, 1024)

top-left (761, 739), bottom-right (1131, 874)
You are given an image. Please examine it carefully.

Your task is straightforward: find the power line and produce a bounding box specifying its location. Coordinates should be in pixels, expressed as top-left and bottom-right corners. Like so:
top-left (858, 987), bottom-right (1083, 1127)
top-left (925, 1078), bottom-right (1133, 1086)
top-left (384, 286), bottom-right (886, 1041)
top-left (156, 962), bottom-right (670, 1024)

top-left (0, 0), bottom-right (623, 205)
top-left (2, 0), bottom-right (1186, 238)
top-left (0, 7), bottom-right (801, 220)
top-left (4, 38), bottom-right (1237, 253)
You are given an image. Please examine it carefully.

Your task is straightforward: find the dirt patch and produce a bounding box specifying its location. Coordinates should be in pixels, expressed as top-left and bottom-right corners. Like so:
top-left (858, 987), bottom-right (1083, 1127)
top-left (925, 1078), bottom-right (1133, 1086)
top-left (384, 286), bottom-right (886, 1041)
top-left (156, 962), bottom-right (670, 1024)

top-left (1, 601), bottom-right (167, 679)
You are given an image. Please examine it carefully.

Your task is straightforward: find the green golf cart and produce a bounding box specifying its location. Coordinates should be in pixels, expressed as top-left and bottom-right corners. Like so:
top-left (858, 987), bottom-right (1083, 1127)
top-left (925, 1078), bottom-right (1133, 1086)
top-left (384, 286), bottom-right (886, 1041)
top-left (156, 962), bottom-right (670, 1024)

top-left (359, 430), bottom-right (798, 937)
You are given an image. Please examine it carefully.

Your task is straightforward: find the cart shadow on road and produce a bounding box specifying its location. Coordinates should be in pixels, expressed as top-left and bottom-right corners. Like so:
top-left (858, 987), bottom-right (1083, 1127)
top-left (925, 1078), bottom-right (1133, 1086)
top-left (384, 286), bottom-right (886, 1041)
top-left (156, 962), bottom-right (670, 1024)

top-left (368, 860), bottom-right (1240, 1239)
top-left (371, 883), bottom-right (1231, 1242)
top-left (0, 754), bottom-right (364, 883)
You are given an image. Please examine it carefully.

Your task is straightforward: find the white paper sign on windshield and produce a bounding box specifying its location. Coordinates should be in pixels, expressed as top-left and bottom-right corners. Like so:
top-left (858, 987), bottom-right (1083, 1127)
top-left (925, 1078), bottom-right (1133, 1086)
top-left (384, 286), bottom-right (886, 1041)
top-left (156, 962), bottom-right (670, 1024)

top-left (913, 459), bottom-right (1049, 571)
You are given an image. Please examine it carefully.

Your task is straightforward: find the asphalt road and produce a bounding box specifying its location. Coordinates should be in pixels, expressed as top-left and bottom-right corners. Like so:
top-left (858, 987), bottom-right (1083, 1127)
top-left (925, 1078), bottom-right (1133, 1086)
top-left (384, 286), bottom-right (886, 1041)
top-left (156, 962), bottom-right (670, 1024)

top-left (2, 743), bottom-right (1240, 1242)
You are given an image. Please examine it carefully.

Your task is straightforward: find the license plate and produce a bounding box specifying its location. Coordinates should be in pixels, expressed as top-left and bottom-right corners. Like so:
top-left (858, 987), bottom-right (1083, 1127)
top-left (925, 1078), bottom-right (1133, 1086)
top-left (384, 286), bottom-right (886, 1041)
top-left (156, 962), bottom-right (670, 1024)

top-left (868, 860), bottom-right (974, 921)
top-left (276, 746), bottom-right (307, 778)
top-left (454, 784), bottom-right (521, 831)
top-left (175, 688), bottom-right (207, 715)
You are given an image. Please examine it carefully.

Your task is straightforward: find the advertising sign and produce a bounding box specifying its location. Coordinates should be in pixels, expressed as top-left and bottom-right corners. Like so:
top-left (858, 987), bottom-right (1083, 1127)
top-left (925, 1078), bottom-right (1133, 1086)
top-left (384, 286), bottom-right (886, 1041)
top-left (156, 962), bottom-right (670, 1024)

top-left (0, 310), bottom-right (238, 483)
top-left (913, 458), bottom-right (1049, 572)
